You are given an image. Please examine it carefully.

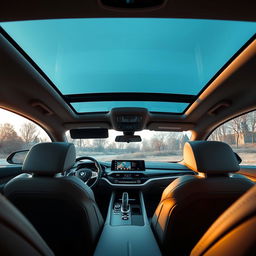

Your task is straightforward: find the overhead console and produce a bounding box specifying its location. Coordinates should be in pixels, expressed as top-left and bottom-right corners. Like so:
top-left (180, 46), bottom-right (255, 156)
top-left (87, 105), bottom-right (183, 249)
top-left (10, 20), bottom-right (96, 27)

top-left (110, 107), bottom-right (149, 132)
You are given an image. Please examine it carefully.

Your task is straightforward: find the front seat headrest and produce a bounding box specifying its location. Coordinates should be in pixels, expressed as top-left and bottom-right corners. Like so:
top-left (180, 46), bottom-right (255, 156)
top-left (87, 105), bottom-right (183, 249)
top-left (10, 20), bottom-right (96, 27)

top-left (183, 141), bottom-right (240, 174)
top-left (22, 142), bottom-right (76, 175)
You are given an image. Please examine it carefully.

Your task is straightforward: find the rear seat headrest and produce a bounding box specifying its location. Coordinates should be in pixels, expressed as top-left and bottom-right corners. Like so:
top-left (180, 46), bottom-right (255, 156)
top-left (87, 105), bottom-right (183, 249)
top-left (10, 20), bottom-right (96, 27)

top-left (183, 141), bottom-right (240, 174)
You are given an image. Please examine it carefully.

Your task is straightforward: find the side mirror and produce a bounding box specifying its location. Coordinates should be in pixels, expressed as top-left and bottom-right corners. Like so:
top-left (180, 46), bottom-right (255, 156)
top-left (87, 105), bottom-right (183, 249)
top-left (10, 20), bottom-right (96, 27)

top-left (6, 150), bottom-right (29, 165)
top-left (234, 152), bottom-right (242, 164)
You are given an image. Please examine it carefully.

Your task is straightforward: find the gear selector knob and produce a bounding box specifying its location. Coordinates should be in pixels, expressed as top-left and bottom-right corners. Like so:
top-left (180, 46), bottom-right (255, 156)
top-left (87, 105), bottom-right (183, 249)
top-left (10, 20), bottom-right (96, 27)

top-left (121, 192), bottom-right (129, 213)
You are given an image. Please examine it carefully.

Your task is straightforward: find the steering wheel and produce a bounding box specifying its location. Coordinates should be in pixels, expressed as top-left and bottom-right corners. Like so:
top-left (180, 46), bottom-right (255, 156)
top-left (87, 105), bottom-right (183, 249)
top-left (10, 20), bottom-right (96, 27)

top-left (73, 156), bottom-right (103, 188)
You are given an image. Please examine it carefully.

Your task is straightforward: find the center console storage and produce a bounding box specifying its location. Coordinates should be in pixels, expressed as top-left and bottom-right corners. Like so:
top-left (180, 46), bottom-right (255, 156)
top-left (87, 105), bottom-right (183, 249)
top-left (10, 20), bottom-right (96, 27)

top-left (93, 190), bottom-right (162, 256)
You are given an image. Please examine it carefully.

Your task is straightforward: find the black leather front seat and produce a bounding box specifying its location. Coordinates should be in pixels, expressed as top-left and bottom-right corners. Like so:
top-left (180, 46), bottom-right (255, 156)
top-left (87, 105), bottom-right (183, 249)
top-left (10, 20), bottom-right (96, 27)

top-left (4, 142), bottom-right (103, 256)
top-left (151, 141), bottom-right (254, 256)
top-left (0, 192), bottom-right (53, 256)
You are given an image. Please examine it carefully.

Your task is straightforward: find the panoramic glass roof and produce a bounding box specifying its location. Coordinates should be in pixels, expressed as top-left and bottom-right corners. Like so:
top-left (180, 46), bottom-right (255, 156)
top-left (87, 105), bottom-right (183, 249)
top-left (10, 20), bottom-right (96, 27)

top-left (71, 101), bottom-right (189, 113)
top-left (1, 18), bottom-right (255, 113)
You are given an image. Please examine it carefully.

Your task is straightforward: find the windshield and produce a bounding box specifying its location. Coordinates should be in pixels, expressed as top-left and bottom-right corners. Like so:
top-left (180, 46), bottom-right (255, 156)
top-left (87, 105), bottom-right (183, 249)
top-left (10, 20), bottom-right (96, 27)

top-left (66, 130), bottom-right (191, 162)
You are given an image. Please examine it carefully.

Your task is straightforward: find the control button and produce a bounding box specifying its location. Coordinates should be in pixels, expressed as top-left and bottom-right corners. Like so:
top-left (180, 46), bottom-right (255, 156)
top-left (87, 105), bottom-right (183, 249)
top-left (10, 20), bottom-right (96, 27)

top-left (122, 216), bottom-right (129, 220)
top-left (114, 203), bottom-right (121, 210)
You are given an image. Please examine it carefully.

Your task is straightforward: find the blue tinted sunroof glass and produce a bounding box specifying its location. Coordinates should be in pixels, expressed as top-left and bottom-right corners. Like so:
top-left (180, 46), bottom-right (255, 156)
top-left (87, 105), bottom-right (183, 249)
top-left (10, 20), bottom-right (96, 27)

top-left (1, 18), bottom-right (255, 113)
top-left (71, 102), bottom-right (189, 113)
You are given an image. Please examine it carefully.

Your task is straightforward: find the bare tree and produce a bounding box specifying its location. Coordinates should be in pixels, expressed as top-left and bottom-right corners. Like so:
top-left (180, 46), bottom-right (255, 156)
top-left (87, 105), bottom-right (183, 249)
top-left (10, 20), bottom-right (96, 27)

top-left (228, 117), bottom-right (242, 148)
top-left (141, 139), bottom-right (151, 152)
top-left (220, 123), bottom-right (228, 142)
top-left (92, 139), bottom-right (107, 151)
top-left (151, 133), bottom-right (167, 151)
top-left (20, 123), bottom-right (39, 143)
top-left (116, 142), bottom-right (126, 150)
top-left (0, 123), bottom-right (19, 141)
top-left (39, 137), bottom-right (50, 143)
top-left (179, 134), bottom-right (190, 150)
top-left (0, 123), bottom-right (23, 155)
top-left (164, 133), bottom-right (180, 150)
top-left (210, 122), bottom-right (229, 142)
top-left (247, 111), bottom-right (256, 143)
top-left (107, 142), bottom-right (117, 151)
top-left (240, 114), bottom-right (249, 142)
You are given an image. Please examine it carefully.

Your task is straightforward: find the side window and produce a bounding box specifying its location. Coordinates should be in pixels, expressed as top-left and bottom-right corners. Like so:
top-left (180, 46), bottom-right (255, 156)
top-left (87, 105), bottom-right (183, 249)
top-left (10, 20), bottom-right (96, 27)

top-left (0, 108), bottom-right (51, 165)
top-left (208, 110), bottom-right (256, 165)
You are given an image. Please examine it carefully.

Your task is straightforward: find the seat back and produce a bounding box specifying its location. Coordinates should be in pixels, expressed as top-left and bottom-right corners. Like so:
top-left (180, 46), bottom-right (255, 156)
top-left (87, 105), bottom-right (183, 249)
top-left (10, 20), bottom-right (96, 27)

top-left (0, 192), bottom-right (54, 256)
top-left (4, 142), bottom-right (103, 256)
top-left (191, 185), bottom-right (256, 256)
top-left (151, 141), bottom-right (254, 256)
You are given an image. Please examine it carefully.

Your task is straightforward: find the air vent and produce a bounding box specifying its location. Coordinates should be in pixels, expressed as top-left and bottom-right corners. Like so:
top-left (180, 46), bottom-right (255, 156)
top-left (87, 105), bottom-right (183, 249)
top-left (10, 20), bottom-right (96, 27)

top-left (100, 0), bottom-right (166, 9)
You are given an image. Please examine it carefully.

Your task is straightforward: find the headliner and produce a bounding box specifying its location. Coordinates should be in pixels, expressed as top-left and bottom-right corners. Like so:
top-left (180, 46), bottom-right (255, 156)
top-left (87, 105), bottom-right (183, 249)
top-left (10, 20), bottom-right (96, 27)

top-left (1, 0), bottom-right (256, 22)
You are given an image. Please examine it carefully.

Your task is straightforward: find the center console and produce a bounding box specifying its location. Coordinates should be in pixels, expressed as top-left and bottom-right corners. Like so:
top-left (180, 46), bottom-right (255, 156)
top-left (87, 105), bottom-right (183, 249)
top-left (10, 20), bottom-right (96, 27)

top-left (111, 191), bottom-right (144, 226)
top-left (93, 190), bottom-right (162, 256)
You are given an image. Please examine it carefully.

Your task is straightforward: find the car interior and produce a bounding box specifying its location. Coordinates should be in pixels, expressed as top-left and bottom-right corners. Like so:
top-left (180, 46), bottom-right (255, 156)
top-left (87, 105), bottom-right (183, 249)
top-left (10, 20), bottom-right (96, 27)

top-left (0, 1), bottom-right (256, 256)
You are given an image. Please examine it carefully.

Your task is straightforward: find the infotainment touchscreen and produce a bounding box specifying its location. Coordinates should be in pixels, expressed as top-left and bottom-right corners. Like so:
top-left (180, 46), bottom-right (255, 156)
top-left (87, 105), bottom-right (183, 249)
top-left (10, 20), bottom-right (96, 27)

top-left (111, 160), bottom-right (145, 171)
top-left (117, 161), bottom-right (131, 170)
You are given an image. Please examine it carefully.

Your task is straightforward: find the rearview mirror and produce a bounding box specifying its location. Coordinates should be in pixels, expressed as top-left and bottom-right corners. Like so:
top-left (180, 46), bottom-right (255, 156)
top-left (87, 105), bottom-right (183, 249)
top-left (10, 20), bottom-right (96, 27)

top-left (70, 128), bottom-right (109, 139)
top-left (7, 150), bottom-right (29, 165)
top-left (115, 135), bottom-right (142, 143)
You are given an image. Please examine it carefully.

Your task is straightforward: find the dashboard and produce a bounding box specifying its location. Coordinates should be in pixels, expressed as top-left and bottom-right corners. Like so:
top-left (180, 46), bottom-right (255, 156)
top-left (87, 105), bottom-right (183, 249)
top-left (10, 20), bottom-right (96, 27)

top-left (85, 160), bottom-right (195, 187)
top-left (75, 159), bottom-right (195, 188)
